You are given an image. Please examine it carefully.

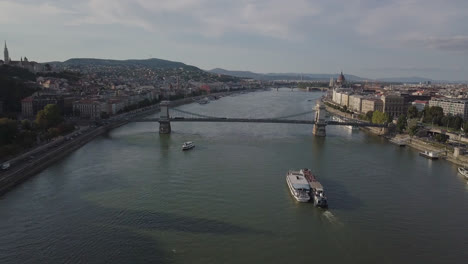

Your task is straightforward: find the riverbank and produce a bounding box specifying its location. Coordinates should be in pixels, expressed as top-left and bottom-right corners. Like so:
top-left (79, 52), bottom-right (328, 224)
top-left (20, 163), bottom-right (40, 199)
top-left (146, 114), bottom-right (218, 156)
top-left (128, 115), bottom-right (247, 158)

top-left (323, 99), bottom-right (467, 167)
top-left (0, 90), bottom-right (257, 196)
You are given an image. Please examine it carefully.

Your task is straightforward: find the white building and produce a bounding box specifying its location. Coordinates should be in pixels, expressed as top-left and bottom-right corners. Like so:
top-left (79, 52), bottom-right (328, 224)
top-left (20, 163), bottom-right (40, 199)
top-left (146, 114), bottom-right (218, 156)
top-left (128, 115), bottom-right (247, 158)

top-left (429, 97), bottom-right (468, 120)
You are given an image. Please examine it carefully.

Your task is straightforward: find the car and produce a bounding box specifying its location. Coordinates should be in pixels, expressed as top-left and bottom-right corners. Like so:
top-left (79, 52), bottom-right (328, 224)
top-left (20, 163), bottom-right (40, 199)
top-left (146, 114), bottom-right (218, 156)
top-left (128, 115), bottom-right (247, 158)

top-left (2, 162), bottom-right (10, 170)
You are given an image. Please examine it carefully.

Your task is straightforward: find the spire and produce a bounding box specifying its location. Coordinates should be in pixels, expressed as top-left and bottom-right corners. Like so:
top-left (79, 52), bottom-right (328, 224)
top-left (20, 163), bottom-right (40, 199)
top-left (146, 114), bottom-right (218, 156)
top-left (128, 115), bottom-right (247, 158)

top-left (4, 41), bottom-right (9, 64)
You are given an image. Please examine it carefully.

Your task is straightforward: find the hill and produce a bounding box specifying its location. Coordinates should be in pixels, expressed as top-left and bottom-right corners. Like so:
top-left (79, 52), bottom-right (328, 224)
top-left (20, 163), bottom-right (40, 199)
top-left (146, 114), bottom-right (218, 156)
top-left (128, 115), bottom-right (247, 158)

top-left (59, 58), bottom-right (201, 71)
top-left (376, 76), bottom-right (434, 83)
top-left (209, 68), bottom-right (366, 81)
top-left (0, 65), bottom-right (38, 114)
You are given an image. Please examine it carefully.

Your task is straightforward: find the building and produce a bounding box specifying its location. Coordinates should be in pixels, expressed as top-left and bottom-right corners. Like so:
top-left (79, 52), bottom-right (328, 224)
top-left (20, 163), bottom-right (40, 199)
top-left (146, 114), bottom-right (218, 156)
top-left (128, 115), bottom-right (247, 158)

top-left (349, 94), bottom-right (364, 113)
top-left (3, 41), bottom-right (44, 72)
top-left (361, 98), bottom-right (383, 114)
top-left (332, 88), bottom-right (352, 106)
top-left (21, 92), bottom-right (64, 117)
top-left (336, 71), bottom-right (346, 86)
top-left (429, 97), bottom-right (468, 120)
top-left (341, 92), bottom-right (350, 107)
top-left (381, 94), bottom-right (406, 118)
top-left (73, 100), bottom-right (102, 119)
top-left (21, 97), bottom-right (34, 117)
top-left (412, 100), bottom-right (428, 111)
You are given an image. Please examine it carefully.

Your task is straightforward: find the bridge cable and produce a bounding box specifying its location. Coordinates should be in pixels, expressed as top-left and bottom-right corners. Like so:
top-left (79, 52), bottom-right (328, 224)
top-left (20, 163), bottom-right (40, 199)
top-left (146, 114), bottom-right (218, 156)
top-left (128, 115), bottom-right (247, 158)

top-left (272, 110), bottom-right (316, 120)
top-left (170, 108), bottom-right (222, 119)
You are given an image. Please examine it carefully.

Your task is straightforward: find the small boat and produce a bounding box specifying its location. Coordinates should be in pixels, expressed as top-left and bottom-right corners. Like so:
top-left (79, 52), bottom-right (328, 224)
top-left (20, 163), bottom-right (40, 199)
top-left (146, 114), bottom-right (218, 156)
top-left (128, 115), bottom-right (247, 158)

top-left (458, 167), bottom-right (468, 179)
top-left (182, 141), bottom-right (195, 151)
top-left (301, 169), bottom-right (328, 208)
top-left (419, 150), bottom-right (439, 160)
top-left (286, 170), bottom-right (311, 202)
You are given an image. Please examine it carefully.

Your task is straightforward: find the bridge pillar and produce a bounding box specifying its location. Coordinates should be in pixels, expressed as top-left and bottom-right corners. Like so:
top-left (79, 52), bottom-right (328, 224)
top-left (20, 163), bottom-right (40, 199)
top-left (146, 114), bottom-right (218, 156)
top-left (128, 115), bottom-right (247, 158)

top-left (313, 101), bottom-right (326, 137)
top-left (159, 101), bottom-right (171, 134)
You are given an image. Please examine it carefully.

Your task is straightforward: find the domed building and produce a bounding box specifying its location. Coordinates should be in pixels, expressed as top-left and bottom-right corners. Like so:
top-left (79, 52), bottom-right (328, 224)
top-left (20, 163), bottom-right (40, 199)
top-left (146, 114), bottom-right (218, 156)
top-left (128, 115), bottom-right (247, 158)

top-left (336, 71), bottom-right (346, 85)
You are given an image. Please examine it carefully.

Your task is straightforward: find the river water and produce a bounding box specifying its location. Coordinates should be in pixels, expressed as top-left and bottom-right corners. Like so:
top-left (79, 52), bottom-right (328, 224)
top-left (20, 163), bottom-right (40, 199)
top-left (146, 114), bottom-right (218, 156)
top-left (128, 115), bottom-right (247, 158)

top-left (0, 90), bottom-right (467, 264)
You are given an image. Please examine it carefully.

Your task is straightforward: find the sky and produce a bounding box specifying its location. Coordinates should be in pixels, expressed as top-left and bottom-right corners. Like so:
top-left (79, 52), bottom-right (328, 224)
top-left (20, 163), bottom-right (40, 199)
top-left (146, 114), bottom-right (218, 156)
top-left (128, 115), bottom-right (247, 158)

top-left (1, 0), bottom-right (467, 80)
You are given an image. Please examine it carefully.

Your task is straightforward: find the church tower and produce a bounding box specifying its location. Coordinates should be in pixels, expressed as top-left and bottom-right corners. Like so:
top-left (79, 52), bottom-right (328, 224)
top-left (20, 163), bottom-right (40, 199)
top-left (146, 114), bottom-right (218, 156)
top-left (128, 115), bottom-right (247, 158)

top-left (4, 41), bottom-right (9, 64)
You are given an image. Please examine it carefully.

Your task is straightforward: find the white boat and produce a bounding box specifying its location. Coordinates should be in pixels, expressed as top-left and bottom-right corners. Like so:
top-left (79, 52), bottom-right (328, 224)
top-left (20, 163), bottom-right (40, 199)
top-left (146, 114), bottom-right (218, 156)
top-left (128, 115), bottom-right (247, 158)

top-left (419, 150), bottom-right (439, 160)
top-left (182, 141), bottom-right (195, 151)
top-left (345, 125), bottom-right (359, 131)
top-left (286, 170), bottom-right (311, 202)
top-left (458, 167), bottom-right (468, 179)
top-left (300, 169), bottom-right (328, 208)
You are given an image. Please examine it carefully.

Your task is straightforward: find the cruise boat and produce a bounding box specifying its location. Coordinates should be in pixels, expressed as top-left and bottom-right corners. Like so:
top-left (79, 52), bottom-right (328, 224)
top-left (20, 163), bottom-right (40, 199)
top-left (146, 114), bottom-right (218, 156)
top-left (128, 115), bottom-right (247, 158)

top-left (182, 141), bottom-right (195, 151)
top-left (458, 167), bottom-right (468, 179)
top-left (419, 150), bottom-right (439, 160)
top-left (286, 170), bottom-right (311, 202)
top-left (332, 116), bottom-right (357, 131)
top-left (300, 169), bottom-right (328, 208)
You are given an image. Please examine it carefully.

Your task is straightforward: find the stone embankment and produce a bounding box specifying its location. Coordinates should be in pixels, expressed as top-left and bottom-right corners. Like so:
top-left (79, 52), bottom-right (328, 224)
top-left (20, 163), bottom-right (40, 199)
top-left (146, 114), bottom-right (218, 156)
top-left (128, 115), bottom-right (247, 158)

top-left (0, 124), bottom-right (116, 195)
top-left (322, 99), bottom-right (467, 166)
top-left (322, 101), bottom-right (389, 136)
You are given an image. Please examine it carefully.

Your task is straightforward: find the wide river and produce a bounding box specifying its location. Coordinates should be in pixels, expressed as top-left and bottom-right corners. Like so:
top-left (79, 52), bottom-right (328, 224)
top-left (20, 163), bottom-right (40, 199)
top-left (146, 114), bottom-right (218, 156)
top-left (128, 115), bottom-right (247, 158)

top-left (1, 90), bottom-right (467, 264)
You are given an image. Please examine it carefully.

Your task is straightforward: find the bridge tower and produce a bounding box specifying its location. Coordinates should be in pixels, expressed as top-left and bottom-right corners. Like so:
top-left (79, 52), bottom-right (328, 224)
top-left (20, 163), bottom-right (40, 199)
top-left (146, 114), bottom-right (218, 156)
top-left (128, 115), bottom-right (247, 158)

top-left (159, 101), bottom-right (171, 134)
top-left (313, 101), bottom-right (326, 136)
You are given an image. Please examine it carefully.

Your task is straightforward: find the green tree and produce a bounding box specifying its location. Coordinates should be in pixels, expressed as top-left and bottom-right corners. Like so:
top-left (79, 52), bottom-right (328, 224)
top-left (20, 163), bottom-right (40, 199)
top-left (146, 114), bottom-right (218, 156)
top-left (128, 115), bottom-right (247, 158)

top-left (452, 116), bottom-right (463, 130)
top-left (409, 125), bottom-right (419, 137)
top-left (463, 122), bottom-right (468, 136)
top-left (423, 106), bottom-right (444, 125)
top-left (434, 134), bottom-right (449, 143)
top-left (21, 119), bottom-right (32, 130)
top-left (35, 104), bottom-right (63, 129)
top-left (365, 111), bottom-right (374, 122)
top-left (396, 115), bottom-right (407, 133)
top-left (372, 110), bottom-right (389, 124)
top-left (407, 105), bottom-right (419, 119)
top-left (0, 118), bottom-right (18, 146)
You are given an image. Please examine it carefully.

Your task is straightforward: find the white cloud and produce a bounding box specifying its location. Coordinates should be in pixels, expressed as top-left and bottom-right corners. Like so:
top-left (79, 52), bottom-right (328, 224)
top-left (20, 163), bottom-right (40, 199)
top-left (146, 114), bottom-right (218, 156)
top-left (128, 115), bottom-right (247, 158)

top-left (0, 1), bottom-right (72, 24)
top-left (1, 0), bottom-right (467, 51)
top-left (406, 35), bottom-right (468, 51)
top-left (68, 0), bottom-right (321, 38)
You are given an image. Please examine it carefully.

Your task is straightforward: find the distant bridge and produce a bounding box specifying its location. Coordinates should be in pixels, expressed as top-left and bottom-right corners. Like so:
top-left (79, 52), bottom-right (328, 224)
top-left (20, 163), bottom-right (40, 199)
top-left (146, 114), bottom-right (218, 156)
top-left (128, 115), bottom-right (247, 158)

top-left (127, 101), bottom-right (388, 136)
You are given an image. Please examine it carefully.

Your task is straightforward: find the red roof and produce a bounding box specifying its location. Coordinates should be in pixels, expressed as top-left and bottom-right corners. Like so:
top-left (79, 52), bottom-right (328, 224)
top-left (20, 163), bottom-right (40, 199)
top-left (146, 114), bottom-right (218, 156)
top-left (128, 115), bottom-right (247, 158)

top-left (413, 100), bottom-right (428, 104)
top-left (21, 96), bottom-right (33, 102)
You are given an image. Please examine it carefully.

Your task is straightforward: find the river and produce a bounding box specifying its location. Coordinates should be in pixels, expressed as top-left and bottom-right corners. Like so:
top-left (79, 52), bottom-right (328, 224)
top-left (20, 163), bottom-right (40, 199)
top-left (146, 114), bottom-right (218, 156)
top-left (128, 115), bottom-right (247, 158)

top-left (0, 89), bottom-right (467, 264)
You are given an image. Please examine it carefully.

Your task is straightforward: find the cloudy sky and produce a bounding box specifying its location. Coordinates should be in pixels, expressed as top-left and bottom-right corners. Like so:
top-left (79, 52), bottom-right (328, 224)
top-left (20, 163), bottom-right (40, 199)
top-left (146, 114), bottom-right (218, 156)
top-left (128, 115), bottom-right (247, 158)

top-left (1, 0), bottom-right (467, 80)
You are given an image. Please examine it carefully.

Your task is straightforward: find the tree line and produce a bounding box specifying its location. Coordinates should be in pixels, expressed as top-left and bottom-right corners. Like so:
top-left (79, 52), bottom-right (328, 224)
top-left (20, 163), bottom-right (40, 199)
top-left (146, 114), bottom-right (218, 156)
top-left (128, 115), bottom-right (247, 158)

top-left (0, 104), bottom-right (75, 160)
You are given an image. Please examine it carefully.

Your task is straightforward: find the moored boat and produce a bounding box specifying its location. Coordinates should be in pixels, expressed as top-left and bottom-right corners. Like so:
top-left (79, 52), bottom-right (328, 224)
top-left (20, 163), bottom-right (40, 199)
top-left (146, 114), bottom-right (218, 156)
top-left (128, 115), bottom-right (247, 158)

top-left (182, 141), bottom-right (195, 151)
top-left (286, 170), bottom-right (311, 202)
top-left (300, 168), bottom-right (328, 208)
top-left (419, 150), bottom-right (439, 160)
top-left (458, 167), bottom-right (468, 179)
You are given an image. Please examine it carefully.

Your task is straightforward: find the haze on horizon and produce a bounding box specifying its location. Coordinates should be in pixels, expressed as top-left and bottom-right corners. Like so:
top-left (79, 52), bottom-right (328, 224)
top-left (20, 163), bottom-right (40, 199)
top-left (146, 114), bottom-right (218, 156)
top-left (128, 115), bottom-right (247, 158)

top-left (1, 0), bottom-right (467, 81)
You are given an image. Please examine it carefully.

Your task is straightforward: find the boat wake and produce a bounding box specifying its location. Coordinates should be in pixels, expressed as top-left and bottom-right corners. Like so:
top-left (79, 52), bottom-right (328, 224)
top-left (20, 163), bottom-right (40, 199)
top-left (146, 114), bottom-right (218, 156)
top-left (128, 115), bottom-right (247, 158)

top-left (322, 211), bottom-right (343, 227)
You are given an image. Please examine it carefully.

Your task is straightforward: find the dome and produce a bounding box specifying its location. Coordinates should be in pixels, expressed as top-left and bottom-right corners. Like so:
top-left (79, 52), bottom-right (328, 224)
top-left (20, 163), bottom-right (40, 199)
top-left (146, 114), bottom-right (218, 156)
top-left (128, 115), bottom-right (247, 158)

top-left (337, 71), bottom-right (345, 83)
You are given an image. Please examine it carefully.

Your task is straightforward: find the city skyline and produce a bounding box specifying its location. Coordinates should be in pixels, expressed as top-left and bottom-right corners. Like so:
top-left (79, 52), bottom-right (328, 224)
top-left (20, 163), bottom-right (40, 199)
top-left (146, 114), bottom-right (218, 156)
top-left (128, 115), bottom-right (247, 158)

top-left (1, 0), bottom-right (467, 80)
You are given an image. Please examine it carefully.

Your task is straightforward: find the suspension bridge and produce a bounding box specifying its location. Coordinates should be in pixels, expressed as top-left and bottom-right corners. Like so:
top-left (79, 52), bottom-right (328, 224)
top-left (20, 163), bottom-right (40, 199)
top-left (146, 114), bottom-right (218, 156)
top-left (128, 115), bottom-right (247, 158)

top-left (129, 101), bottom-right (388, 136)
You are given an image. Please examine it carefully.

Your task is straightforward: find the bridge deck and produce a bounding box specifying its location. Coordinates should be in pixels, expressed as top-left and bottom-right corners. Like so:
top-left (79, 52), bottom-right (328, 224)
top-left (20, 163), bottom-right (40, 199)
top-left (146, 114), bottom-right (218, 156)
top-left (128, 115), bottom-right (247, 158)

top-left (132, 117), bottom-right (386, 127)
